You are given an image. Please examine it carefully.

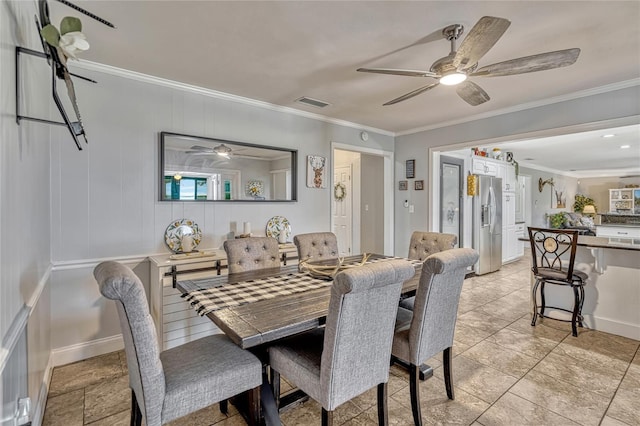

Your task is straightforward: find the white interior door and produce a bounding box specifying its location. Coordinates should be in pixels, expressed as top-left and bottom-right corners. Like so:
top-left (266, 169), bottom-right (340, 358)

top-left (333, 165), bottom-right (352, 255)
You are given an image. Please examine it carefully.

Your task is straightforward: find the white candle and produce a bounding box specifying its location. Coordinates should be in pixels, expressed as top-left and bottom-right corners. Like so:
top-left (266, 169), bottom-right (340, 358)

top-left (243, 222), bottom-right (251, 235)
top-left (181, 235), bottom-right (194, 253)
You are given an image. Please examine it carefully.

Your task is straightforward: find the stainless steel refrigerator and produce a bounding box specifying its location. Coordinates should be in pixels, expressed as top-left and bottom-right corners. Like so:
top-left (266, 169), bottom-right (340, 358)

top-left (473, 175), bottom-right (502, 275)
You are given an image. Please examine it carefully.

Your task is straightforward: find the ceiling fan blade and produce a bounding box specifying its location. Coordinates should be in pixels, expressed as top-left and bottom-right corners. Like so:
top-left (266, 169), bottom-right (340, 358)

top-left (357, 68), bottom-right (438, 78)
top-left (383, 83), bottom-right (439, 106)
top-left (472, 48), bottom-right (581, 77)
top-left (453, 16), bottom-right (511, 70)
top-left (456, 81), bottom-right (490, 106)
top-left (189, 145), bottom-right (213, 152)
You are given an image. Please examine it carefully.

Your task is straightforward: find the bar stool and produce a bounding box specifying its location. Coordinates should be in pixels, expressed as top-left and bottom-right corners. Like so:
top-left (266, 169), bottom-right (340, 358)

top-left (528, 227), bottom-right (588, 337)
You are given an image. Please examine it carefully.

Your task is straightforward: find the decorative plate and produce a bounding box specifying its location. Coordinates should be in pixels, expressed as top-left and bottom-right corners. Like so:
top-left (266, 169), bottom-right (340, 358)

top-left (164, 219), bottom-right (202, 253)
top-left (265, 216), bottom-right (292, 241)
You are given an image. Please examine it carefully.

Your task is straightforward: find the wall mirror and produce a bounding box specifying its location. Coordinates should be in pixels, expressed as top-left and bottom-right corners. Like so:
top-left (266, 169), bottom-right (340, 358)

top-left (160, 132), bottom-right (297, 202)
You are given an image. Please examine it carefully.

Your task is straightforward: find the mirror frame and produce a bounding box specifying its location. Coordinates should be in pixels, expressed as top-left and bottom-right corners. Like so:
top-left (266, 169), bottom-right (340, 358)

top-left (159, 131), bottom-right (298, 202)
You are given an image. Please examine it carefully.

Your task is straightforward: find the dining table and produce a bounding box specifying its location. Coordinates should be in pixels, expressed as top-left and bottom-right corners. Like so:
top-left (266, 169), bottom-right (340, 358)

top-left (176, 253), bottom-right (423, 425)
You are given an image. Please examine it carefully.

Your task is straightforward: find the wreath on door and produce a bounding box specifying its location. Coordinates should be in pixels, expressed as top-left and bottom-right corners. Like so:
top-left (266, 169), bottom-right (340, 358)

top-left (334, 182), bottom-right (346, 201)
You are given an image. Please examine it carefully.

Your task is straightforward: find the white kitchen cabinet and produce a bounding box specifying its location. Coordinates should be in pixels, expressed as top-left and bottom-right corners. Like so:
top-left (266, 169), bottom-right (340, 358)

top-left (596, 225), bottom-right (640, 238)
top-left (609, 188), bottom-right (635, 213)
top-left (515, 223), bottom-right (525, 258)
top-left (149, 244), bottom-right (298, 351)
top-left (472, 158), bottom-right (498, 176)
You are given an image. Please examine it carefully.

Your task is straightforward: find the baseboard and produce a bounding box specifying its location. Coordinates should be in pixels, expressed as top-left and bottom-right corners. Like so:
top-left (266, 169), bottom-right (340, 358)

top-left (51, 334), bottom-right (124, 367)
top-left (584, 315), bottom-right (640, 341)
top-left (31, 353), bottom-right (54, 426)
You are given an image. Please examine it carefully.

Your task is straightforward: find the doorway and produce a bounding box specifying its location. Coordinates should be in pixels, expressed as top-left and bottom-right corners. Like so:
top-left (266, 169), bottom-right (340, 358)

top-left (440, 156), bottom-right (464, 247)
top-left (331, 143), bottom-right (395, 255)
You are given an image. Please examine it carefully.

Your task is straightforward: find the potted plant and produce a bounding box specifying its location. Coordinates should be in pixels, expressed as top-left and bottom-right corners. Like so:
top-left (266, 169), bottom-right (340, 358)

top-left (549, 212), bottom-right (566, 229)
top-left (574, 194), bottom-right (596, 213)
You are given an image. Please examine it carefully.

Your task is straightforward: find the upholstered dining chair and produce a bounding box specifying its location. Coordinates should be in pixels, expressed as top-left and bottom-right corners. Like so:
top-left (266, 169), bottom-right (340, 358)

top-left (399, 231), bottom-right (457, 310)
top-left (528, 227), bottom-right (588, 337)
top-left (224, 236), bottom-right (280, 274)
top-left (392, 248), bottom-right (479, 426)
top-left (293, 232), bottom-right (339, 261)
top-left (269, 259), bottom-right (415, 426)
top-left (93, 261), bottom-right (263, 426)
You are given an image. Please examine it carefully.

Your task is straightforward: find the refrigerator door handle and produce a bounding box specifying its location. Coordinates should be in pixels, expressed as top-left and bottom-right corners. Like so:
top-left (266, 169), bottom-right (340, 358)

top-left (488, 185), bottom-right (496, 233)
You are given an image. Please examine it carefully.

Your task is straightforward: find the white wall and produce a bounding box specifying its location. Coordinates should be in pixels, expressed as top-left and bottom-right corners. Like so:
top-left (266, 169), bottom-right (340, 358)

top-left (47, 64), bottom-right (394, 352)
top-left (1, 0), bottom-right (54, 423)
top-left (518, 167), bottom-right (578, 227)
top-left (394, 85), bottom-right (640, 255)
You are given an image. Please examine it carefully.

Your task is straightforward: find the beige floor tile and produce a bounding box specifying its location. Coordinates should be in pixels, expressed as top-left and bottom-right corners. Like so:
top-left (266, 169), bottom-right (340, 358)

top-left (461, 340), bottom-right (539, 378)
top-left (606, 387), bottom-right (640, 426)
top-left (507, 316), bottom-right (571, 342)
top-left (600, 415), bottom-right (633, 426)
top-left (85, 409), bottom-right (130, 426)
top-left (510, 369), bottom-right (610, 426)
top-left (48, 352), bottom-right (124, 397)
top-left (533, 351), bottom-right (625, 398)
top-left (213, 414), bottom-right (251, 425)
top-left (280, 397), bottom-right (362, 426)
top-left (474, 299), bottom-right (530, 322)
top-left (165, 403), bottom-right (239, 426)
top-left (42, 389), bottom-right (84, 426)
top-left (561, 329), bottom-right (639, 363)
top-left (456, 310), bottom-right (511, 335)
top-left (391, 375), bottom-right (490, 425)
top-left (485, 328), bottom-right (557, 360)
top-left (454, 323), bottom-right (494, 347)
top-left (342, 397), bottom-right (415, 425)
top-left (432, 355), bottom-right (517, 404)
top-left (477, 392), bottom-right (580, 425)
top-left (84, 374), bottom-right (131, 424)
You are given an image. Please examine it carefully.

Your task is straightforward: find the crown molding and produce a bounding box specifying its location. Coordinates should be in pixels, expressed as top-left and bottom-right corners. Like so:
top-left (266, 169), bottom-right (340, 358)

top-left (69, 60), bottom-right (395, 137)
top-left (397, 78), bottom-right (640, 136)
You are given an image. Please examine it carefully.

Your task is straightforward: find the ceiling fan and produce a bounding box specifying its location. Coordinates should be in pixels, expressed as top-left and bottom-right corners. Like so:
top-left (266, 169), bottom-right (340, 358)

top-left (357, 16), bottom-right (580, 106)
top-left (187, 144), bottom-right (233, 158)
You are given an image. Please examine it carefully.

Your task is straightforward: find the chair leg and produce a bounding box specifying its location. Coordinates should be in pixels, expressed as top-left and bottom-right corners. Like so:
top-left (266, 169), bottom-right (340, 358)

top-left (443, 347), bottom-right (454, 400)
top-left (578, 285), bottom-right (585, 327)
top-left (321, 408), bottom-right (334, 426)
top-left (130, 389), bottom-right (142, 426)
top-left (531, 279), bottom-right (541, 326)
top-left (377, 382), bottom-right (388, 426)
top-left (539, 282), bottom-right (546, 318)
top-left (219, 399), bottom-right (228, 415)
top-left (246, 386), bottom-right (261, 426)
top-left (409, 364), bottom-right (422, 426)
top-left (571, 286), bottom-right (580, 337)
top-left (270, 366), bottom-right (281, 409)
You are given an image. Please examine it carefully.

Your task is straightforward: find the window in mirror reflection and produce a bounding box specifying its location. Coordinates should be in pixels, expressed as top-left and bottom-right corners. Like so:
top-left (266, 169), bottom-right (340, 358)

top-left (160, 132), bottom-right (297, 202)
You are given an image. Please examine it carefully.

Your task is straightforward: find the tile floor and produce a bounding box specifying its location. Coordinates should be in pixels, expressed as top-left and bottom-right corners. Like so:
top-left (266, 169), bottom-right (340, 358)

top-left (42, 256), bottom-right (640, 426)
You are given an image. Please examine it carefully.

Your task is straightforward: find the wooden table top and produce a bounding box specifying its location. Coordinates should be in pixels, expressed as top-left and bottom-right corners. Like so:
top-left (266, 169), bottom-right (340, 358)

top-left (176, 254), bottom-right (422, 349)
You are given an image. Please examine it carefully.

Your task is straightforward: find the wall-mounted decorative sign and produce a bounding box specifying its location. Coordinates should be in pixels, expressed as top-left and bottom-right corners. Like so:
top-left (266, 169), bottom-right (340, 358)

top-left (399, 181), bottom-right (408, 191)
top-left (414, 180), bottom-right (424, 190)
top-left (307, 155), bottom-right (327, 188)
top-left (406, 159), bottom-right (415, 179)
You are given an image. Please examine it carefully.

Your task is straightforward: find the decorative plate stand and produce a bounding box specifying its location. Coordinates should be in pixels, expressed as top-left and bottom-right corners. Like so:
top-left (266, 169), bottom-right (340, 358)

top-left (266, 216), bottom-right (291, 243)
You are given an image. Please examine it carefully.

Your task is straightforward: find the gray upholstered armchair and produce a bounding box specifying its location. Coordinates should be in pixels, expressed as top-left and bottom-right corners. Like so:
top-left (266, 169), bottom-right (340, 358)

top-left (392, 248), bottom-right (479, 426)
top-left (293, 232), bottom-right (339, 261)
top-left (93, 261), bottom-right (263, 426)
top-left (269, 259), bottom-right (415, 426)
top-left (223, 236), bottom-right (280, 273)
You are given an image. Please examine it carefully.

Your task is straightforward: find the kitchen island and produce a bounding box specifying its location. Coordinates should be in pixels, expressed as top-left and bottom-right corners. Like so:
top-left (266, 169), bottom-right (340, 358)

top-left (524, 234), bottom-right (640, 340)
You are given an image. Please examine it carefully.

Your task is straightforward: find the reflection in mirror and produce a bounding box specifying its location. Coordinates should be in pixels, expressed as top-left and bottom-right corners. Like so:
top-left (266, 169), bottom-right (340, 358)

top-left (160, 132), bottom-right (297, 201)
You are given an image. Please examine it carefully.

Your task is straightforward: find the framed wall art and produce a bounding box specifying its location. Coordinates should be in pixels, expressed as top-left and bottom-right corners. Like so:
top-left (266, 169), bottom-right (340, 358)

top-left (306, 155), bottom-right (327, 188)
top-left (414, 180), bottom-right (424, 190)
top-left (406, 159), bottom-right (415, 179)
top-left (399, 181), bottom-right (408, 191)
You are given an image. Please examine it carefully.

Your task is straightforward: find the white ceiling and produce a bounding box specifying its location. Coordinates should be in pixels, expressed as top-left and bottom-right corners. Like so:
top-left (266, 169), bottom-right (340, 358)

top-left (49, 1), bottom-right (640, 176)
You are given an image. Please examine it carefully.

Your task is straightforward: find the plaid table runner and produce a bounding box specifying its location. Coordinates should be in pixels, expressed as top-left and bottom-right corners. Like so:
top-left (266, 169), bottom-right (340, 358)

top-left (181, 256), bottom-right (423, 316)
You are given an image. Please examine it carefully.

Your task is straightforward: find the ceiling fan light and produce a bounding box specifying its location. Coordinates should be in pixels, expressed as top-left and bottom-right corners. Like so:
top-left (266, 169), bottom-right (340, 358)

top-left (439, 72), bottom-right (467, 86)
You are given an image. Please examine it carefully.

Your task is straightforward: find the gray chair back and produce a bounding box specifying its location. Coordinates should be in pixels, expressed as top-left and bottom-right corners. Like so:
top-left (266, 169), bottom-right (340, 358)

top-left (406, 248), bottom-right (478, 364)
top-left (321, 259), bottom-right (415, 410)
top-left (407, 231), bottom-right (457, 262)
top-left (294, 232), bottom-right (339, 261)
top-left (223, 237), bottom-right (280, 274)
top-left (93, 261), bottom-right (165, 426)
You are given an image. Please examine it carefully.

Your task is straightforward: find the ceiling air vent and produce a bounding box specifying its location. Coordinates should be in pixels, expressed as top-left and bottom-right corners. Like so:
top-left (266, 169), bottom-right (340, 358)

top-left (296, 97), bottom-right (331, 108)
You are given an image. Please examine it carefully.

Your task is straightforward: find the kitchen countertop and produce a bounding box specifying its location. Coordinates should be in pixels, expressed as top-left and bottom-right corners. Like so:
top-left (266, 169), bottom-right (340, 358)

top-left (519, 235), bottom-right (640, 251)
